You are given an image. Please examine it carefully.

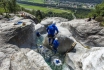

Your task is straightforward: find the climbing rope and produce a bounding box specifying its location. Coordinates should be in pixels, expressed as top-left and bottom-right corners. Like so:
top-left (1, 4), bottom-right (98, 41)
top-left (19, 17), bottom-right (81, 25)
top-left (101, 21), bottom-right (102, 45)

top-left (66, 42), bottom-right (77, 54)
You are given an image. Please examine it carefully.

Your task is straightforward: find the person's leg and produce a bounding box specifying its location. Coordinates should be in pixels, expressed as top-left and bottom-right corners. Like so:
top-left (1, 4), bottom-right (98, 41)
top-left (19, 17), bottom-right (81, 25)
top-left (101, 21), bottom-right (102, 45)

top-left (48, 34), bottom-right (54, 45)
top-left (53, 47), bottom-right (57, 54)
top-left (52, 37), bottom-right (55, 44)
top-left (48, 34), bottom-right (51, 45)
top-left (54, 48), bottom-right (57, 54)
top-left (49, 38), bottom-right (51, 45)
top-left (51, 35), bottom-right (55, 44)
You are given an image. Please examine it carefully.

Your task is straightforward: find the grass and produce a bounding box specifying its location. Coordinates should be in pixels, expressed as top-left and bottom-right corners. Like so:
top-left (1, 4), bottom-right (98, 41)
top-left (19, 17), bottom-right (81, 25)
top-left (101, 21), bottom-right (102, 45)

top-left (19, 3), bottom-right (71, 13)
top-left (20, 0), bottom-right (44, 4)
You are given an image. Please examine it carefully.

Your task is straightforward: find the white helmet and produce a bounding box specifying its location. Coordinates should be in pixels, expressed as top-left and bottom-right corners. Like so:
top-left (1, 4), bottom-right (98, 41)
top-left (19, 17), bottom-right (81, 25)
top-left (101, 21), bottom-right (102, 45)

top-left (53, 21), bottom-right (56, 24)
top-left (55, 38), bottom-right (58, 40)
top-left (40, 45), bottom-right (42, 46)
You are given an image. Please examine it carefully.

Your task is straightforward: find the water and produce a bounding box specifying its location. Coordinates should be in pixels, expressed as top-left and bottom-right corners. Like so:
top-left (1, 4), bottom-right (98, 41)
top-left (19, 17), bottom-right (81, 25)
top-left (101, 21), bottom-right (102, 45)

top-left (35, 35), bottom-right (69, 70)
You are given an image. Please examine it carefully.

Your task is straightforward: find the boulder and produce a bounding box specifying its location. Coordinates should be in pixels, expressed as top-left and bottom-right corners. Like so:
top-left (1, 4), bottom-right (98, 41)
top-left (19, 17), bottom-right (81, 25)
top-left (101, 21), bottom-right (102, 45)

top-left (66, 43), bottom-right (104, 70)
top-left (65, 36), bottom-right (88, 70)
top-left (85, 35), bottom-right (104, 46)
top-left (26, 50), bottom-right (52, 70)
top-left (10, 50), bottom-right (52, 70)
top-left (98, 28), bottom-right (104, 36)
top-left (43, 26), bottom-right (74, 53)
top-left (0, 52), bottom-right (6, 62)
top-left (40, 17), bottom-right (68, 27)
top-left (35, 24), bottom-right (46, 34)
top-left (0, 16), bottom-right (52, 70)
top-left (0, 58), bottom-right (10, 70)
top-left (0, 17), bottom-right (35, 48)
top-left (61, 19), bottom-right (104, 47)
top-left (66, 47), bottom-right (104, 70)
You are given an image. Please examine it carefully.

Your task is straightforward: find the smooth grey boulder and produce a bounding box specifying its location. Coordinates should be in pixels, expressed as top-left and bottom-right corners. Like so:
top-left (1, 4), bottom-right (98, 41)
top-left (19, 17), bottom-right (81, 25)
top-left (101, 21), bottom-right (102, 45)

top-left (10, 50), bottom-right (52, 70)
top-left (43, 35), bottom-right (74, 54)
top-left (61, 19), bottom-right (104, 47)
top-left (71, 20), bottom-right (104, 47)
top-left (66, 47), bottom-right (104, 70)
top-left (26, 50), bottom-right (52, 70)
top-left (0, 52), bottom-right (6, 62)
top-left (40, 17), bottom-right (68, 27)
top-left (43, 26), bottom-right (74, 54)
top-left (35, 24), bottom-right (46, 34)
top-left (0, 18), bottom-right (35, 48)
top-left (0, 58), bottom-right (10, 70)
top-left (85, 35), bottom-right (104, 46)
top-left (0, 49), bottom-right (52, 70)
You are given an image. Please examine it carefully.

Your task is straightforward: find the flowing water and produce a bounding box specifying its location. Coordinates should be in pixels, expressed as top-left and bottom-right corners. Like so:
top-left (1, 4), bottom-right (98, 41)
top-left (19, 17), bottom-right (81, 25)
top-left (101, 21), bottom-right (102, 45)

top-left (34, 35), bottom-right (69, 70)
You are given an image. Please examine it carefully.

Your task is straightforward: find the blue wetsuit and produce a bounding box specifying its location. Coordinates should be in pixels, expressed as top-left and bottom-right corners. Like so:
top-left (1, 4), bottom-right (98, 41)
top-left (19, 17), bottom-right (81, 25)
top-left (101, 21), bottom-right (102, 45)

top-left (46, 24), bottom-right (59, 44)
top-left (53, 39), bottom-right (59, 54)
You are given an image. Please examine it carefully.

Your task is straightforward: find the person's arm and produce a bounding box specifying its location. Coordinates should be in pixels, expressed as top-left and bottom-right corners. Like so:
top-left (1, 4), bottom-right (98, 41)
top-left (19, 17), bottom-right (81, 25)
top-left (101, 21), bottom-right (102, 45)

top-left (55, 26), bottom-right (59, 34)
top-left (46, 27), bottom-right (49, 32)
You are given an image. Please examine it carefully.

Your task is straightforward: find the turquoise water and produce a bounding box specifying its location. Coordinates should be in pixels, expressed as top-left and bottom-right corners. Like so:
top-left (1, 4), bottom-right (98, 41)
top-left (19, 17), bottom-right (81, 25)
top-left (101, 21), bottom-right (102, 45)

top-left (36, 35), bottom-right (66, 70)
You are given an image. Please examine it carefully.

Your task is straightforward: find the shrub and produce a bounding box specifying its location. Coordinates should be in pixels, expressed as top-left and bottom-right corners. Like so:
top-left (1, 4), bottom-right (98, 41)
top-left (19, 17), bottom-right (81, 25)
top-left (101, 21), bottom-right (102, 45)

top-left (100, 21), bottom-right (104, 26)
top-left (95, 16), bottom-right (104, 22)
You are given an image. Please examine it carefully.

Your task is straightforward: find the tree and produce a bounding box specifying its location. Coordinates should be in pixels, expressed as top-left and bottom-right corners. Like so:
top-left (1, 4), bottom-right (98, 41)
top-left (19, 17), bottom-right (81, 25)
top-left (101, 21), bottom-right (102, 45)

top-left (7, 0), bottom-right (17, 13)
top-left (12, 0), bottom-right (16, 13)
top-left (90, 2), bottom-right (104, 17)
top-left (36, 10), bottom-right (43, 19)
top-left (0, 0), bottom-right (8, 16)
top-left (36, 10), bottom-right (43, 22)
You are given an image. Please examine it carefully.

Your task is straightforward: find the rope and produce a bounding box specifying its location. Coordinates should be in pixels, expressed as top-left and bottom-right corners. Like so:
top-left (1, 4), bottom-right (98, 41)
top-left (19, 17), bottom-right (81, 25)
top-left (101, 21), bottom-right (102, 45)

top-left (66, 42), bottom-right (77, 54)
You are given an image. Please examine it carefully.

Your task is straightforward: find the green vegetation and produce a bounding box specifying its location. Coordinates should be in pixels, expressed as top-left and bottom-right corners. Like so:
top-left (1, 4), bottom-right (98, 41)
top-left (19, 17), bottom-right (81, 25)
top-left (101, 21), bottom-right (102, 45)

top-left (0, 8), bottom-right (5, 13)
top-left (89, 2), bottom-right (104, 17)
top-left (21, 7), bottom-right (73, 22)
top-left (0, 0), bottom-right (21, 17)
top-left (19, 0), bottom-right (102, 3)
top-left (19, 2), bottom-right (91, 21)
top-left (100, 21), bottom-right (104, 26)
top-left (0, 0), bottom-right (91, 22)
top-left (19, 3), bottom-right (73, 22)
top-left (75, 9), bottom-right (91, 18)
top-left (95, 16), bottom-right (104, 22)
top-left (18, 0), bottom-right (91, 18)
top-left (60, 0), bottom-right (102, 3)
top-left (19, 3), bottom-right (71, 13)
top-left (89, 2), bottom-right (104, 26)
top-left (20, 0), bottom-right (44, 4)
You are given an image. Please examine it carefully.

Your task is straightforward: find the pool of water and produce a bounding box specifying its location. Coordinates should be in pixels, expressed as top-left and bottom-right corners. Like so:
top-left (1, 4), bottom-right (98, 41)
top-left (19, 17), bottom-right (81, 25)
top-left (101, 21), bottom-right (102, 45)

top-left (35, 35), bottom-right (69, 70)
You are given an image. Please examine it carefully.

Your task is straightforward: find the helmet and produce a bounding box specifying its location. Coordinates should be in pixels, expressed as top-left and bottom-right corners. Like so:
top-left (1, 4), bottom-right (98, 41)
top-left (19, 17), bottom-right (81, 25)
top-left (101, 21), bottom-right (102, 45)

top-left (53, 21), bottom-right (56, 24)
top-left (55, 38), bottom-right (58, 40)
top-left (39, 45), bottom-right (43, 48)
